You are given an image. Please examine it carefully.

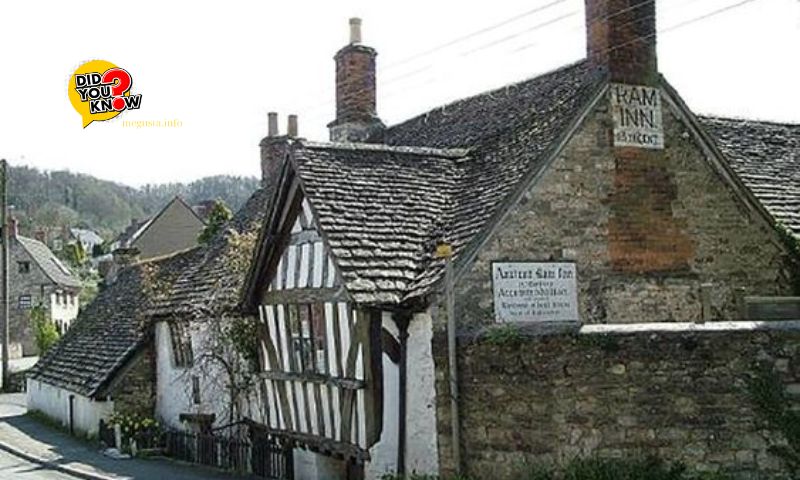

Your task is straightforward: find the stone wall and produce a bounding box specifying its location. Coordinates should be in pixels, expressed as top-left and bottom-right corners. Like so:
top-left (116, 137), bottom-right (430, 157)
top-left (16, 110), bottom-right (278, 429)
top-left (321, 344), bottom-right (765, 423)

top-left (8, 237), bottom-right (61, 357)
top-left (111, 346), bottom-right (156, 418)
top-left (434, 323), bottom-right (800, 478)
top-left (453, 91), bottom-right (795, 328)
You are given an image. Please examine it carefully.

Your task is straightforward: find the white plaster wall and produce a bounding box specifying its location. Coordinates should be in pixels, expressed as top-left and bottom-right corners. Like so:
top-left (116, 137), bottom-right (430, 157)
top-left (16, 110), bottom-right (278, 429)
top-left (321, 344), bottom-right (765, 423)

top-left (365, 312), bottom-right (400, 480)
top-left (293, 449), bottom-right (346, 480)
top-left (50, 293), bottom-right (79, 327)
top-left (154, 320), bottom-right (234, 430)
top-left (404, 310), bottom-right (440, 475)
top-left (26, 379), bottom-right (114, 437)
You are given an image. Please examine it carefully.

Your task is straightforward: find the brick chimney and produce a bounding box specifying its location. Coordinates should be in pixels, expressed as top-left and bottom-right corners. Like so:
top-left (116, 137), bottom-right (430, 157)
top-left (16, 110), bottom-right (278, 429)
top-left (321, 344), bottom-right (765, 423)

top-left (328, 18), bottom-right (385, 143)
top-left (585, 0), bottom-right (657, 84)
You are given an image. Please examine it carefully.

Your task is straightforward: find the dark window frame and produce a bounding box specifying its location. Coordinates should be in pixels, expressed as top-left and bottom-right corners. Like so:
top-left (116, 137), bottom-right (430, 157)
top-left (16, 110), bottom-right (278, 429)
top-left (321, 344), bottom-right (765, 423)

top-left (287, 303), bottom-right (328, 375)
top-left (17, 261), bottom-right (31, 274)
top-left (18, 295), bottom-right (32, 310)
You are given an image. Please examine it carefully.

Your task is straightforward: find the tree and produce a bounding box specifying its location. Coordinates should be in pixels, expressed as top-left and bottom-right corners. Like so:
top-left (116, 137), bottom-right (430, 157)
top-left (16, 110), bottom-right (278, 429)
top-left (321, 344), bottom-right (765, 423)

top-left (198, 200), bottom-right (233, 244)
top-left (31, 305), bottom-right (60, 354)
top-left (62, 241), bottom-right (86, 267)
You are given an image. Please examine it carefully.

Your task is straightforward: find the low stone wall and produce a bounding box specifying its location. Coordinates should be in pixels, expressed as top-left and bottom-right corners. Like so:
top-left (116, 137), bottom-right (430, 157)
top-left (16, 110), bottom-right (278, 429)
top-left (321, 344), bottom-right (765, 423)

top-left (433, 321), bottom-right (800, 479)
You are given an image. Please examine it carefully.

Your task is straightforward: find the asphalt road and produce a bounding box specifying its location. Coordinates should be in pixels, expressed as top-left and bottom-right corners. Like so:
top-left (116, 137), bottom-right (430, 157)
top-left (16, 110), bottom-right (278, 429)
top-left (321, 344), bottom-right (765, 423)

top-left (0, 448), bottom-right (80, 479)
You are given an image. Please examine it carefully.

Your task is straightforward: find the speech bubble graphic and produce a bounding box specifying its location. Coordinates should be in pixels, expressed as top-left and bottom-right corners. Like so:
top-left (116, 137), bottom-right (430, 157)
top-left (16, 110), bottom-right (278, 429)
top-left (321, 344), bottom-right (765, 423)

top-left (102, 68), bottom-right (132, 111)
top-left (68, 60), bottom-right (136, 128)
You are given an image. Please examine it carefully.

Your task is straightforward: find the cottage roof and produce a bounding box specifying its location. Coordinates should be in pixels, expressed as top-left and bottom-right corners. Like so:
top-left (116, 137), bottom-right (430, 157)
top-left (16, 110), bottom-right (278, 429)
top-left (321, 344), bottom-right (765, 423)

top-left (16, 236), bottom-right (81, 289)
top-left (255, 61), bottom-right (606, 306)
top-left (28, 248), bottom-right (197, 397)
top-left (149, 187), bottom-right (270, 317)
top-left (699, 116), bottom-right (800, 236)
top-left (249, 62), bottom-right (800, 308)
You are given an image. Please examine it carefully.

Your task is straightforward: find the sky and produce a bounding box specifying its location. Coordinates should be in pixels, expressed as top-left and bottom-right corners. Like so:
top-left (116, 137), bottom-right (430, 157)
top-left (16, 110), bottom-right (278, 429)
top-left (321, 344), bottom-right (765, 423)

top-left (0, 0), bottom-right (797, 187)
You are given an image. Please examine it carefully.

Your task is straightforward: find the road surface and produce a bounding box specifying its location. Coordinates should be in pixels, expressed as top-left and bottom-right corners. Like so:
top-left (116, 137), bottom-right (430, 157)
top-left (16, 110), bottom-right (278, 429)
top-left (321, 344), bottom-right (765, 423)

top-left (0, 448), bottom-right (80, 479)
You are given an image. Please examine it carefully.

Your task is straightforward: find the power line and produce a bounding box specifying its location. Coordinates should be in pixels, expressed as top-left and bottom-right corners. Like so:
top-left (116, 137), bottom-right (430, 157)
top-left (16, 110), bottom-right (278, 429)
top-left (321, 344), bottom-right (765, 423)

top-left (298, 0), bottom-right (761, 128)
top-left (381, 0), bottom-right (571, 72)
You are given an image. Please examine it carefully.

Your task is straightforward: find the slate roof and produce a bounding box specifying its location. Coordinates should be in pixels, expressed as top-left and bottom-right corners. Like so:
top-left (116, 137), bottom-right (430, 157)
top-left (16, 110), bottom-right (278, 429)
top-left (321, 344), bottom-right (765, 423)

top-left (28, 249), bottom-right (196, 397)
top-left (294, 143), bottom-right (467, 304)
top-left (69, 228), bottom-right (104, 247)
top-left (16, 236), bottom-right (81, 289)
top-left (290, 60), bottom-right (606, 305)
top-left (149, 187), bottom-right (270, 317)
top-left (699, 116), bottom-right (800, 237)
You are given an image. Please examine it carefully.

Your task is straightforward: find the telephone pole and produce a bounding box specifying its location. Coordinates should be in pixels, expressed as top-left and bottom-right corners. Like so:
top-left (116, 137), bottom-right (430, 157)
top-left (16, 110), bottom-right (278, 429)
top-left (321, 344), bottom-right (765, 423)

top-left (1, 159), bottom-right (9, 391)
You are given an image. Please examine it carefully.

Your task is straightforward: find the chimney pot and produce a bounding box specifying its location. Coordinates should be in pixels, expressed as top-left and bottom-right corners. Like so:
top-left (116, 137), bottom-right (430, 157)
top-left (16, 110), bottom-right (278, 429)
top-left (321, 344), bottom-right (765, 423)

top-left (287, 115), bottom-right (298, 137)
top-left (349, 17), bottom-right (362, 44)
top-left (268, 112), bottom-right (279, 137)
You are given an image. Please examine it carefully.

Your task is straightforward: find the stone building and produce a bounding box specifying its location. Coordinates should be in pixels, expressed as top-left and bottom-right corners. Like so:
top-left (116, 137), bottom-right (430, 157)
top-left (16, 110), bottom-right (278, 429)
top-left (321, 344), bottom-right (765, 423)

top-left (4, 218), bottom-right (81, 358)
top-left (238, 2), bottom-right (800, 478)
top-left (26, 247), bottom-right (195, 437)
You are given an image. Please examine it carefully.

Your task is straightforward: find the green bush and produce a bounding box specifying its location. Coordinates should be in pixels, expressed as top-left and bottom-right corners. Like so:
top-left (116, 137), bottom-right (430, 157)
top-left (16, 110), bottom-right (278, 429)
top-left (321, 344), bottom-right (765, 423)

top-left (30, 305), bottom-right (60, 354)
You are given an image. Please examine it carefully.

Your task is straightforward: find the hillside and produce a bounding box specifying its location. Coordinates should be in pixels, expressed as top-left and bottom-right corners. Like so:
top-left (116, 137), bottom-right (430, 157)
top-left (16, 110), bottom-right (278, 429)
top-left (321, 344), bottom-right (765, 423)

top-left (7, 165), bottom-right (260, 240)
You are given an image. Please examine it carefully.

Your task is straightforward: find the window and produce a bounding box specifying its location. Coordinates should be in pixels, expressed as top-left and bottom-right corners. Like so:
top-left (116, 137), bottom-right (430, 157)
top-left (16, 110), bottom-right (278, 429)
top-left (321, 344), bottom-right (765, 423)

top-left (17, 261), bottom-right (30, 274)
top-left (18, 295), bottom-right (32, 310)
top-left (288, 304), bottom-right (327, 374)
top-left (191, 376), bottom-right (201, 405)
top-left (169, 321), bottom-right (194, 367)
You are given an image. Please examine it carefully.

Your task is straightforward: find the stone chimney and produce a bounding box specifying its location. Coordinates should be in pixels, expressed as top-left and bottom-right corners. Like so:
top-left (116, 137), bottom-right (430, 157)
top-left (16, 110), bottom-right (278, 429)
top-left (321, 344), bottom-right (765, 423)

top-left (260, 112), bottom-right (292, 193)
top-left (112, 247), bottom-right (140, 267)
top-left (585, 0), bottom-right (657, 84)
top-left (327, 18), bottom-right (385, 143)
top-left (104, 246), bottom-right (140, 286)
top-left (8, 217), bottom-right (18, 239)
top-left (34, 229), bottom-right (46, 243)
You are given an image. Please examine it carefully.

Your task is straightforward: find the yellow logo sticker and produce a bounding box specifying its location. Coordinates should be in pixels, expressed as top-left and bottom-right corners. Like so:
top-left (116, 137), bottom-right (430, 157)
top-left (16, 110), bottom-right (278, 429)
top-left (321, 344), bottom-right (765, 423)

top-left (68, 60), bottom-right (142, 128)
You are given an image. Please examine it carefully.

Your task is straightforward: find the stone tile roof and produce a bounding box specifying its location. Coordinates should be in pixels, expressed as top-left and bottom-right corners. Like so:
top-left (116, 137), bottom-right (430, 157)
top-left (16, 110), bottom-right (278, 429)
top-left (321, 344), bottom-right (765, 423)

top-left (149, 188), bottom-right (270, 317)
top-left (28, 249), bottom-right (196, 397)
top-left (292, 61), bottom-right (605, 305)
top-left (294, 143), bottom-right (467, 304)
top-left (16, 236), bottom-right (81, 289)
top-left (700, 116), bottom-right (800, 237)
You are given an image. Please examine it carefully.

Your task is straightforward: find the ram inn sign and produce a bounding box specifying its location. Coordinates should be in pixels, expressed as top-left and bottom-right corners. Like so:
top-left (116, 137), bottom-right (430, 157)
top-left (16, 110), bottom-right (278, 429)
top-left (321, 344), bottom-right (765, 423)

top-left (492, 262), bottom-right (579, 323)
top-left (610, 83), bottom-right (664, 150)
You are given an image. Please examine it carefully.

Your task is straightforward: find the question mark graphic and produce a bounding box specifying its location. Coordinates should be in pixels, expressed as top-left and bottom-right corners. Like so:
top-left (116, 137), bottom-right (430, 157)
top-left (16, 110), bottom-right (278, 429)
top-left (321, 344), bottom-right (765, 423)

top-left (101, 68), bottom-right (132, 111)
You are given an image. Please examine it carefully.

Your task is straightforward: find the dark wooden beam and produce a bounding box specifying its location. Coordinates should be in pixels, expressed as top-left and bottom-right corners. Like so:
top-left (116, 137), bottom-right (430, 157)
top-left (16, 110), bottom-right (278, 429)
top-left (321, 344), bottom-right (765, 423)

top-left (262, 287), bottom-right (349, 305)
top-left (259, 370), bottom-right (366, 390)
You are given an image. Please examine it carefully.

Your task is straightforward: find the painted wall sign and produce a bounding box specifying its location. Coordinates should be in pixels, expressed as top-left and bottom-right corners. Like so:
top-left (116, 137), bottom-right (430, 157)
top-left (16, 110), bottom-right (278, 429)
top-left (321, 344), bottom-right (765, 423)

top-left (492, 262), bottom-right (579, 323)
top-left (610, 83), bottom-right (664, 149)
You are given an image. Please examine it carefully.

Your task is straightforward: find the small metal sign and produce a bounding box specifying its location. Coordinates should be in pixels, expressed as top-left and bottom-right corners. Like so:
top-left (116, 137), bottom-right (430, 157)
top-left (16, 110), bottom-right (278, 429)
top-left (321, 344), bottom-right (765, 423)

top-left (610, 83), bottom-right (664, 150)
top-left (492, 262), bottom-right (579, 323)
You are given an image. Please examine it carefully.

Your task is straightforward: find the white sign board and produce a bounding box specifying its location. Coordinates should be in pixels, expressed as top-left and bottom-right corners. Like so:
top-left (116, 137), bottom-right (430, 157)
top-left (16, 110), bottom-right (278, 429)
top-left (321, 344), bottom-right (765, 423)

top-left (610, 83), bottom-right (664, 149)
top-left (492, 262), bottom-right (579, 323)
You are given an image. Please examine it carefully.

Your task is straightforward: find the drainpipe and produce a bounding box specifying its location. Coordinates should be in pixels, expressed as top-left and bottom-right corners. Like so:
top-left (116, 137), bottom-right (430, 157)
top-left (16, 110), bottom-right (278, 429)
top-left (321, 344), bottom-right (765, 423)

top-left (394, 312), bottom-right (410, 476)
top-left (436, 241), bottom-right (461, 474)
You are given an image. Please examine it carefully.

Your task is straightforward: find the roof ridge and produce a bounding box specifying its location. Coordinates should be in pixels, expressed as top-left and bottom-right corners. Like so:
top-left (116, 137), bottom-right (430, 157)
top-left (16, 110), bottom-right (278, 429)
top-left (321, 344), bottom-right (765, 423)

top-left (387, 59), bottom-right (591, 133)
top-left (299, 140), bottom-right (470, 158)
top-left (698, 114), bottom-right (800, 128)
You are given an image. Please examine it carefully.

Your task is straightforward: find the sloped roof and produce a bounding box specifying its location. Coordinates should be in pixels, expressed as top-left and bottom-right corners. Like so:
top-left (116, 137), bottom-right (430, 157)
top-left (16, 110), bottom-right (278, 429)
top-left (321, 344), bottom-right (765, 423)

top-left (28, 249), bottom-right (196, 397)
top-left (293, 142), bottom-right (467, 304)
top-left (149, 187), bottom-right (270, 317)
top-left (699, 116), bottom-right (800, 237)
top-left (69, 228), bottom-right (104, 246)
top-left (286, 61), bottom-right (605, 305)
top-left (16, 236), bottom-right (81, 289)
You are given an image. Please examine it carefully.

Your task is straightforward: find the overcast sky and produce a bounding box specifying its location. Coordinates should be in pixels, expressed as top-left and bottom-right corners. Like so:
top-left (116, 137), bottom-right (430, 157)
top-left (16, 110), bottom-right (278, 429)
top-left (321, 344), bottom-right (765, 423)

top-left (0, 0), bottom-right (797, 187)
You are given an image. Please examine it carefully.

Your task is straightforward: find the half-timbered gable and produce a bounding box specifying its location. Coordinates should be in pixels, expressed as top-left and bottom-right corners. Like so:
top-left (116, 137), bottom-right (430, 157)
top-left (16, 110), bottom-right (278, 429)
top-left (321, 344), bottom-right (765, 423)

top-left (243, 139), bottom-right (470, 476)
top-left (257, 196), bottom-right (380, 458)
